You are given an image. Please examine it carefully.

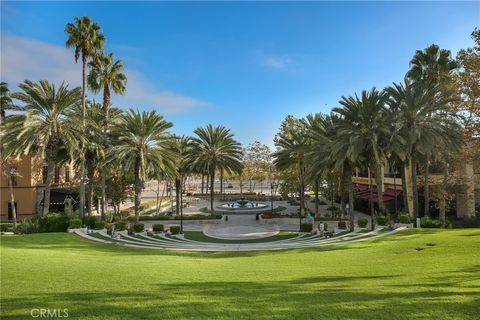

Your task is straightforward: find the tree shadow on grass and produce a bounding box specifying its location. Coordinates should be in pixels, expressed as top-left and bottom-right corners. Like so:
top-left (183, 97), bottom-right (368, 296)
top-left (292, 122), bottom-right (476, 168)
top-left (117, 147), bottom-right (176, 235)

top-left (2, 274), bottom-right (479, 320)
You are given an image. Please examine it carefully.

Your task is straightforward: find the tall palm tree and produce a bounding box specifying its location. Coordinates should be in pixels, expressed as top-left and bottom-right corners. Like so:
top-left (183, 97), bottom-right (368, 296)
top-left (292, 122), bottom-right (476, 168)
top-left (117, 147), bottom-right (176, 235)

top-left (191, 125), bottom-right (243, 213)
top-left (407, 44), bottom-right (457, 217)
top-left (274, 117), bottom-right (310, 229)
top-left (3, 80), bottom-right (81, 216)
top-left (172, 136), bottom-right (194, 233)
top-left (71, 101), bottom-right (105, 215)
top-left (109, 109), bottom-right (177, 221)
top-left (386, 80), bottom-right (461, 219)
top-left (333, 88), bottom-right (390, 227)
top-left (88, 52), bottom-right (127, 219)
top-left (65, 16), bottom-right (105, 221)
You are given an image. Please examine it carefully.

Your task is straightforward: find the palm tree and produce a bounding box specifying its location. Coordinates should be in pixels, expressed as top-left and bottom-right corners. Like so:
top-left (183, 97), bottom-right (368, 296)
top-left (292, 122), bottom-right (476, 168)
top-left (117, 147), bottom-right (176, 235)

top-left (407, 44), bottom-right (457, 217)
top-left (88, 52), bottom-right (127, 219)
top-left (71, 101), bottom-right (105, 216)
top-left (3, 80), bottom-right (81, 216)
top-left (65, 16), bottom-right (105, 221)
top-left (191, 125), bottom-right (243, 213)
top-left (305, 112), bottom-right (357, 229)
top-left (333, 88), bottom-right (390, 228)
top-left (172, 136), bottom-right (194, 233)
top-left (109, 109), bottom-right (177, 221)
top-left (386, 80), bottom-right (461, 219)
top-left (274, 117), bottom-right (310, 230)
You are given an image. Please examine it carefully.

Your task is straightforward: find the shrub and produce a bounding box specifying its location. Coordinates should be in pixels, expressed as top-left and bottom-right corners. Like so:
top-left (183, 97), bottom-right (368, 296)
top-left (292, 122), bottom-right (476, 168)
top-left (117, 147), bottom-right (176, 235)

top-left (84, 216), bottom-right (97, 229)
top-left (152, 224), bottom-right (164, 232)
top-left (357, 218), bottom-right (368, 228)
top-left (397, 213), bottom-right (412, 224)
top-left (133, 223), bottom-right (144, 233)
top-left (38, 214), bottom-right (69, 232)
top-left (170, 225), bottom-right (181, 234)
top-left (337, 220), bottom-right (347, 229)
top-left (126, 216), bottom-right (136, 223)
top-left (318, 200), bottom-right (328, 205)
top-left (376, 215), bottom-right (388, 226)
top-left (68, 218), bottom-right (82, 229)
top-left (0, 223), bottom-right (14, 232)
top-left (94, 221), bottom-right (106, 230)
top-left (450, 216), bottom-right (480, 228)
top-left (115, 221), bottom-right (127, 231)
top-left (300, 223), bottom-right (313, 232)
top-left (14, 219), bottom-right (39, 234)
top-left (421, 217), bottom-right (452, 229)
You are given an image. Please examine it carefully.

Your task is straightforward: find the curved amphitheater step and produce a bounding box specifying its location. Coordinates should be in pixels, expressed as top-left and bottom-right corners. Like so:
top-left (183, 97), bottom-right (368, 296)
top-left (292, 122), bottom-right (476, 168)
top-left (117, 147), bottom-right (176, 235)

top-left (74, 227), bottom-right (406, 252)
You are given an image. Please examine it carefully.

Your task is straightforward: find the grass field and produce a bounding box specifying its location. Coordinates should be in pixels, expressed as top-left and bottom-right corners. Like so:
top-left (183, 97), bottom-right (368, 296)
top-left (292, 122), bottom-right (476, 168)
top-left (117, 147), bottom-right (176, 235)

top-left (1, 229), bottom-right (479, 319)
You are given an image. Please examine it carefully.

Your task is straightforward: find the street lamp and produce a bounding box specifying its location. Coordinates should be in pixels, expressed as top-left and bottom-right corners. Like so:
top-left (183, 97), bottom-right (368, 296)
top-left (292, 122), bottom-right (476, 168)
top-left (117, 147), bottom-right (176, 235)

top-left (270, 182), bottom-right (276, 214)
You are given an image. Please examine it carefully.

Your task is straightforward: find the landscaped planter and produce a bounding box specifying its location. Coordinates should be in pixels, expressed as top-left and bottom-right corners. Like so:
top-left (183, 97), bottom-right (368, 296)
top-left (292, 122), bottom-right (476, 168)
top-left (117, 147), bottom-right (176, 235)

top-left (173, 233), bottom-right (185, 239)
top-left (354, 227), bottom-right (368, 232)
top-left (394, 223), bottom-right (414, 229)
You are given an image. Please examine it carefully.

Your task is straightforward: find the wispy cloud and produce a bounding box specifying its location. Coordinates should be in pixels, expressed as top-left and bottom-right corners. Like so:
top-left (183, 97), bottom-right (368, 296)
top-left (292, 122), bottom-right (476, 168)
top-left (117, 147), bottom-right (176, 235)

top-left (261, 55), bottom-right (293, 69)
top-left (1, 33), bottom-right (208, 113)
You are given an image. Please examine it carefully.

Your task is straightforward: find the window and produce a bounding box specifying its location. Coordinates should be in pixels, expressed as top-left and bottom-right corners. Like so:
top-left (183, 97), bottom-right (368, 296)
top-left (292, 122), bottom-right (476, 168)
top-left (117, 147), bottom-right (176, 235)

top-left (65, 166), bottom-right (70, 183)
top-left (54, 167), bottom-right (60, 184)
top-left (42, 166), bottom-right (48, 184)
top-left (7, 202), bottom-right (17, 221)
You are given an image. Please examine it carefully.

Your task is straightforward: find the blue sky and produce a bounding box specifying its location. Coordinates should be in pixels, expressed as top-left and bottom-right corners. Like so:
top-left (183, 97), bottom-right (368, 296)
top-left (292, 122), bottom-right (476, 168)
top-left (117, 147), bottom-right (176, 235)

top-left (1, 1), bottom-right (479, 147)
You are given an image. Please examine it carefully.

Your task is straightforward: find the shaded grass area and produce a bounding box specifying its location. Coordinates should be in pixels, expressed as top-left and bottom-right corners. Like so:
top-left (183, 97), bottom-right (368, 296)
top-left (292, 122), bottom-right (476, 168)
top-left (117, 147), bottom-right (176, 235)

top-left (1, 229), bottom-right (480, 319)
top-left (184, 230), bottom-right (298, 243)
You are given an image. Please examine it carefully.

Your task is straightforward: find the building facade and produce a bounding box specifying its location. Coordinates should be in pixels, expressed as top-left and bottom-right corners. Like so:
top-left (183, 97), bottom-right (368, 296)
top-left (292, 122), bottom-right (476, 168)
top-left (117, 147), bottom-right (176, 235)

top-left (0, 155), bottom-right (76, 220)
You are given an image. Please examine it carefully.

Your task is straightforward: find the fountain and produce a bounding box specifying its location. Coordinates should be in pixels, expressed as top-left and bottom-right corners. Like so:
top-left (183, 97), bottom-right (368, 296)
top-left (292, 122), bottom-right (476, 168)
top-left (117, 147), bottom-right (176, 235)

top-left (216, 197), bottom-right (271, 213)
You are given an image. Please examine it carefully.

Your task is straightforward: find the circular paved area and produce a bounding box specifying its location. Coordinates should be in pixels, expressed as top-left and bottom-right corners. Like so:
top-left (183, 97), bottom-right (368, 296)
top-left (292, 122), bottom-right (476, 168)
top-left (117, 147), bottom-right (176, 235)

top-left (203, 225), bottom-right (279, 240)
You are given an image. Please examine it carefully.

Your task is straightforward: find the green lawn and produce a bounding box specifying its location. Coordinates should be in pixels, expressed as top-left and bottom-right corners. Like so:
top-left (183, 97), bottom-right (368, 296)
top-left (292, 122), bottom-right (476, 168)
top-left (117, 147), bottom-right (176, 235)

top-left (1, 229), bottom-right (479, 319)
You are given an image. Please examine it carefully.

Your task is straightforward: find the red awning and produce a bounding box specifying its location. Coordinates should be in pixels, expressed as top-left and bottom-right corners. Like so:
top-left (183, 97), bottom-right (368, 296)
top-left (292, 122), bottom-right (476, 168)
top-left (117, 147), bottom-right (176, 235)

top-left (354, 184), bottom-right (402, 203)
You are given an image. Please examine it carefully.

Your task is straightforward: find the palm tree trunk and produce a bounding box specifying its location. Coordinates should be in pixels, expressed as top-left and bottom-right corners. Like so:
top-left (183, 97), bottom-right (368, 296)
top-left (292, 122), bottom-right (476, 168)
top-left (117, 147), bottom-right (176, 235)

top-left (220, 169), bottom-right (223, 197)
top-left (201, 174), bottom-right (204, 194)
top-left (79, 53), bottom-right (87, 222)
top-left (369, 171), bottom-right (375, 230)
top-left (439, 163), bottom-right (448, 221)
top-left (134, 157), bottom-right (142, 222)
top-left (42, 158), bottom-right (55, 216)
top-left (411, 152), bottom-right (419, 220)
top-left (342, 164), bottom-right (354, 230)
top-left (86, 160), bottom-right (95, 216)
top-left (206, 174), bottom-right (209, 194)
top-left (314, 178), bottom-right (319, 218)
top-left (401, 162), bottom-right (409, 213)
top-left (373, 163), bottom-right (385, 213)
top-left (8, 173), bottom-right (17, 226)
top-left (210, 167), bottom-right (215, 213)
top-left (100, 86), bottom-right (111, 220)
top-left (423, 156), bottom-right (430, 218)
